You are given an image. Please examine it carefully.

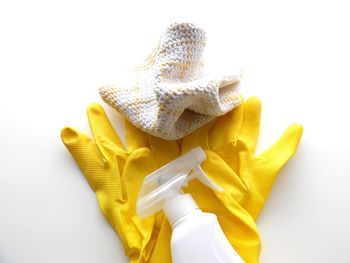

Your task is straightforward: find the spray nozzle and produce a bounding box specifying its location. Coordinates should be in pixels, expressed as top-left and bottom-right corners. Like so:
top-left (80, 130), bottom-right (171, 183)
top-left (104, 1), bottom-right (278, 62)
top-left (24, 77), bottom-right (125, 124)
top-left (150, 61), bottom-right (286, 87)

top-left (137, 147), bottom-right (222, 219)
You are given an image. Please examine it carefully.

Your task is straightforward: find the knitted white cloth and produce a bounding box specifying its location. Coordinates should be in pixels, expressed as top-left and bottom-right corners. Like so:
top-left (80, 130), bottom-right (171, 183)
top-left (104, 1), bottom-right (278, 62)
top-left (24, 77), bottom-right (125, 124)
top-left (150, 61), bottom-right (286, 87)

top-left (99, 22), bottom-right (242, 140)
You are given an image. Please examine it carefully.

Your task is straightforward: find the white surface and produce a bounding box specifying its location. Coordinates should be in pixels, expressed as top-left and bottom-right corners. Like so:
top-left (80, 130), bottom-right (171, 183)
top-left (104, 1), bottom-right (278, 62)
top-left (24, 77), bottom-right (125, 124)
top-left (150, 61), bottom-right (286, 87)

top-left (0, 0), bottom-right (350, 262)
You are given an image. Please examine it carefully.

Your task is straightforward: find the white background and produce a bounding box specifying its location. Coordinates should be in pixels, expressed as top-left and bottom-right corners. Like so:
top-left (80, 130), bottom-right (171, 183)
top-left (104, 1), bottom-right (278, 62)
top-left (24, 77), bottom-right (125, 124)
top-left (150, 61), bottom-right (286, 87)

top-left (1, 0), bottom-right (349, 262)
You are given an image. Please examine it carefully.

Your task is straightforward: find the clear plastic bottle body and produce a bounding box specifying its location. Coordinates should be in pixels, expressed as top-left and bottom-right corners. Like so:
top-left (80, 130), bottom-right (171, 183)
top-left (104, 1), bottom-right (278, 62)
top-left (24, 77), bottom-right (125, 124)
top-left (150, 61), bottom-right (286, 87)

top-left (171, 210), bottom-right (244, 263)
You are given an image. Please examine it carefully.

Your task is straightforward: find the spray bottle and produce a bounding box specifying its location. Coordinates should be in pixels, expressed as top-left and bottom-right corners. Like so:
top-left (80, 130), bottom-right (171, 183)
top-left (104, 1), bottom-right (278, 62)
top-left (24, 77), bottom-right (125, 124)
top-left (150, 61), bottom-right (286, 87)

top-left (137, 147), bottom-right (244, 263)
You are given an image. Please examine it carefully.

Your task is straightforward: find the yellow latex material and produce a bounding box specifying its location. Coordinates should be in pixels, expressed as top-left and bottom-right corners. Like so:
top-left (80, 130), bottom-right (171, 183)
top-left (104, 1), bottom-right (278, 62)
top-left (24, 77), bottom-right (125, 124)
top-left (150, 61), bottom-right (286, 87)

top-left (182, 96), bottom-right (304, 220)
top-left (148, 96), bottom-right (303, 263)
top-left (61, 104), bottom-right (165, 263)
top-left (62, 103), bottom-right (261, 263)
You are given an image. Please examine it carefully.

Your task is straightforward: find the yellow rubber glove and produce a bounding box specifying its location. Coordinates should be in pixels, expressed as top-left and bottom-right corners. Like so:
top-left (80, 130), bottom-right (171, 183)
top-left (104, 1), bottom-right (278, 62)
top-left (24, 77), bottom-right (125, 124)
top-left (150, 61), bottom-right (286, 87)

top-left (61, 103), bottom-right (261, 263)
top-left (61, 104), bottom-right (167, 263)
top-left (181, 96), bottom-right (304, 219)
top-left (149, 97), bottom-right (302, 263)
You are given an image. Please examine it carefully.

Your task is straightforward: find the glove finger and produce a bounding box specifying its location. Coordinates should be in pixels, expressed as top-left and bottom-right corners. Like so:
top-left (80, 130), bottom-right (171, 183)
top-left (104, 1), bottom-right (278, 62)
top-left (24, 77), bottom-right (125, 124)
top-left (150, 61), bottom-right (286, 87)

top-left (238, 96), bottom-right (261, 153)
top-left (259, 123), bottom-right (303, 164)
top-left (208, 96), bottom-right (245, 151)
top-left (61, 126), bottom-right (105, 171)
top-left (122, 148), bottom-right (159, 202)
top-left (87, 103), bottom-right (124, 159)
top-left (62, 126), bottom-right (125, 198)
top-left (62, 126), bottom-right (91, 155)
top-left (181, 120), bottom-right (214, 152)
top-left (124, 119), bottom-right (149, 152)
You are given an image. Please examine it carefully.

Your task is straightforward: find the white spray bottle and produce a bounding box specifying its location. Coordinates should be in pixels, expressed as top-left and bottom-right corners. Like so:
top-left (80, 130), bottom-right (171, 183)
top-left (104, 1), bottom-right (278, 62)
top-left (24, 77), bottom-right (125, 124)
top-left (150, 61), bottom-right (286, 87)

top-left (137, 147), bottom-right (244, 263)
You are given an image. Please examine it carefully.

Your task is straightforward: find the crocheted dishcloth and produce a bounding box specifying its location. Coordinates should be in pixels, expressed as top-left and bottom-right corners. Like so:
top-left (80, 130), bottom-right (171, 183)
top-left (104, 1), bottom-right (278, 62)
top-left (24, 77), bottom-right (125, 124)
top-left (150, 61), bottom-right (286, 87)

top-left (99, 22), bottom-right (242, 140)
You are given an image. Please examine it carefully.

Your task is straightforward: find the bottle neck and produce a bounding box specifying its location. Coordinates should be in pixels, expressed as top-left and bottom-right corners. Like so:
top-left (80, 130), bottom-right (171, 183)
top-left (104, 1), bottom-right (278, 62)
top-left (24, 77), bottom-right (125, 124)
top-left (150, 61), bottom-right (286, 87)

top-left (163, 194), bottom-right (199, 227)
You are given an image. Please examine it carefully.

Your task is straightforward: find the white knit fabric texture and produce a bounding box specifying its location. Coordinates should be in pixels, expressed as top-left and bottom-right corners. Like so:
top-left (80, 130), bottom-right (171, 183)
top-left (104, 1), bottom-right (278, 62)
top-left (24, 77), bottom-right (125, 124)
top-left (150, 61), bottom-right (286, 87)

top-left (99, 22), bottom-right (242, 140)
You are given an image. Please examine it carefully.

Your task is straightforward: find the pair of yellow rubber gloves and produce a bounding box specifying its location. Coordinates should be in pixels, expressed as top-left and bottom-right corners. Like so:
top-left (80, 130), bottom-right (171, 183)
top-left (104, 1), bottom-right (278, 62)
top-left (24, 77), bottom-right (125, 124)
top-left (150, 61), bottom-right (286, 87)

top-left (61, 97), bottom-right (303, 263)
